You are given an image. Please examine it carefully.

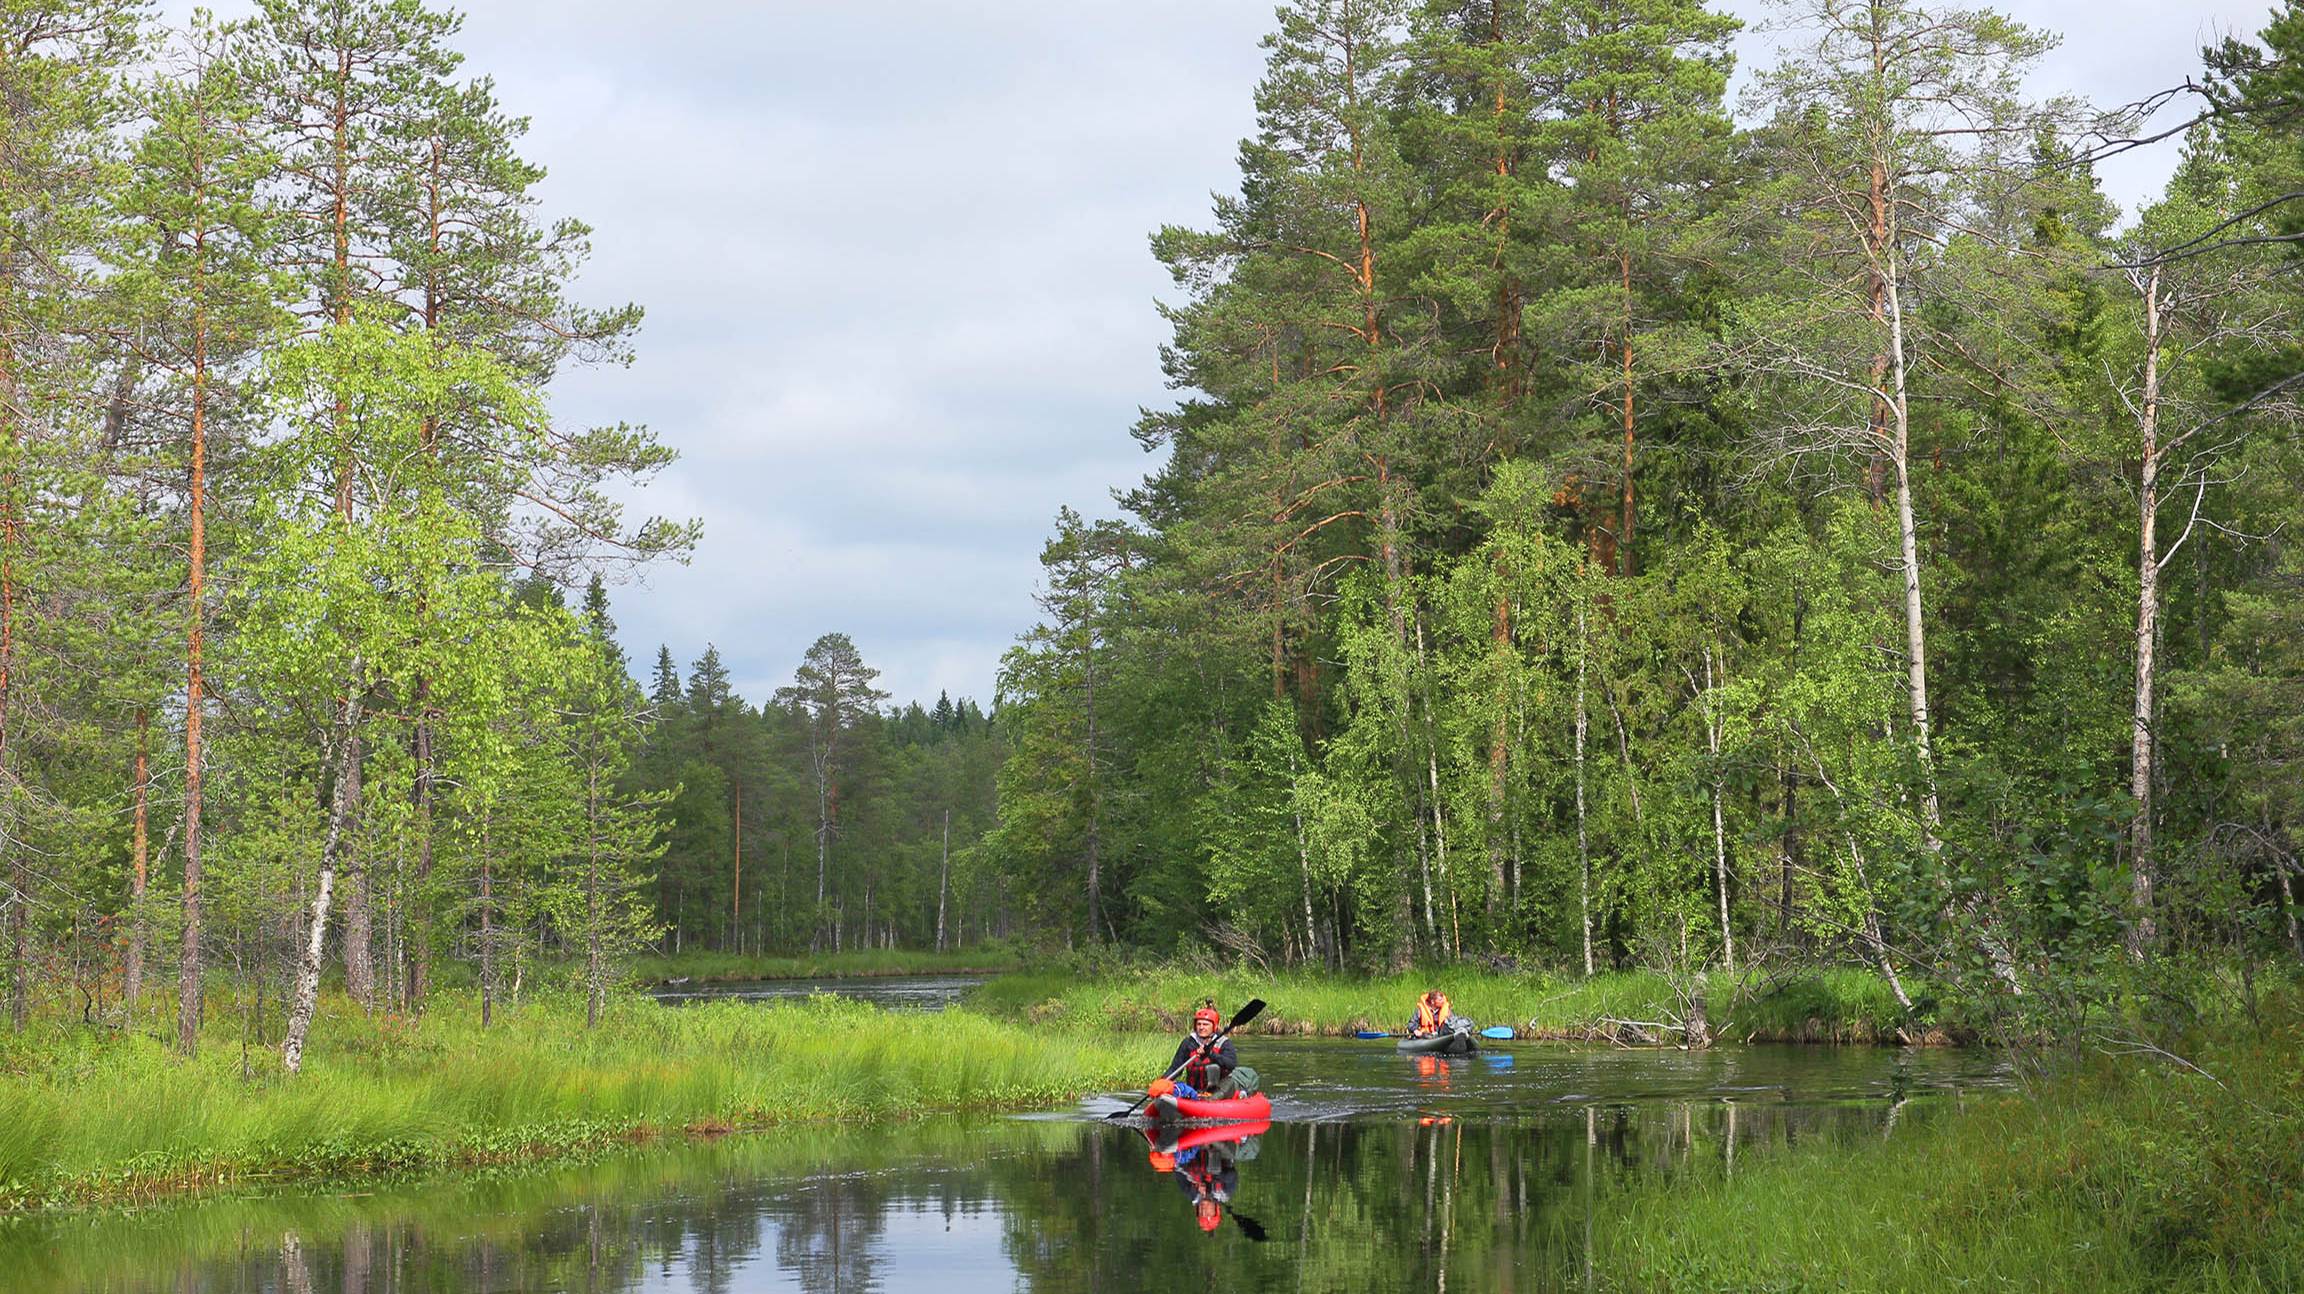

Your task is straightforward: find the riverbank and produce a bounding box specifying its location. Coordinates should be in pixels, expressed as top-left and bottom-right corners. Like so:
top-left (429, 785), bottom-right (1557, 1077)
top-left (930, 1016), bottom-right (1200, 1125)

top-left (629, 946), bottom-right (1025, 984)
top-left (966, 965), bottom-right (1928, 1043)
top-left (1588, 998), bottom-right (2304, 1291)
top-left (0, 991), bottom-right (1161, 1213)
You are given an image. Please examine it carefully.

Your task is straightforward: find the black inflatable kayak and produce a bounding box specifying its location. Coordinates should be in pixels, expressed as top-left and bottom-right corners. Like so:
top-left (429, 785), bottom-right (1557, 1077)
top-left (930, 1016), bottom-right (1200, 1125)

top-left (1395, 1031), bottom-right (1477, 1055)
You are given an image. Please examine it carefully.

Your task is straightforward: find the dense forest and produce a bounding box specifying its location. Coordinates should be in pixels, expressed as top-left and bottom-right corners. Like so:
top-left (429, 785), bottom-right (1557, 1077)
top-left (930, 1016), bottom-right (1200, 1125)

top-left (633, 639), bottom-right (1003, 958)
top-left (976, 0), bottom-right (2304, 1023)
top-left (0, 0), bottom-right (701, 1057)
top-left (2, 0), bottom-right (2300, 1071)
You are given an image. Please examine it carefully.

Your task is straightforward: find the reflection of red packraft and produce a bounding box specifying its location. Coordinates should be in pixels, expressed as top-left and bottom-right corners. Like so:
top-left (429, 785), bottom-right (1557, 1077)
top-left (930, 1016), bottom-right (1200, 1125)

top-left (1144, 1119), bottom-right (1271, 1160)
top-left (1150, 1091), bottom-right (1272, 1123)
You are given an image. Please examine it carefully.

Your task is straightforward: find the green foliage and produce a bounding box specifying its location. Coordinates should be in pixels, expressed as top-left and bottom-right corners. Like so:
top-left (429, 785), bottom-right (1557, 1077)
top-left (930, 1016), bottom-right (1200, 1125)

top-left (969, 0), bottom-right (2304, 1052)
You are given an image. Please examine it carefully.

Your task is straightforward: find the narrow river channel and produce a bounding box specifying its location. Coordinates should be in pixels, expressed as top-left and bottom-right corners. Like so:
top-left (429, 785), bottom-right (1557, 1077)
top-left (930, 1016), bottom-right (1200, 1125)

top-left (2, 981), bottom-right (2010, 1292)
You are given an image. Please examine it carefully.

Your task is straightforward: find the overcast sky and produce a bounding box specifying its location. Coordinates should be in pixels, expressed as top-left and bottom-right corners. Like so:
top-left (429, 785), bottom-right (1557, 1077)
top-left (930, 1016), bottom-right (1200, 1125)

top-left (174, 0), bottom-right (2280, 709)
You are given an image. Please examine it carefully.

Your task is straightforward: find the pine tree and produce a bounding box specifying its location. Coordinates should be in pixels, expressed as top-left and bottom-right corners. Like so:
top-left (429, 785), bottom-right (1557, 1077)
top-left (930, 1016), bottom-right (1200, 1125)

top-left (0, 0), bottom-right (140, 1031)
top-left (112, 11), bottom-right (289, 1051)
top-left (1531, 0), bottom-right (1738, 576)
top-left (775, 634), bottom-right (888, 949)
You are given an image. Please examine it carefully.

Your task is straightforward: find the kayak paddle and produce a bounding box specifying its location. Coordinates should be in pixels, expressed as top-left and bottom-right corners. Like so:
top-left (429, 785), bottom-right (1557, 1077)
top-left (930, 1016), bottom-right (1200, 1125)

top-left (1354, 1029), bottom-right (1389, 1040)
top-left (1480, 1025), bottom-right (1514, 1039)
top-left (1106, 998), bottom-right (1267, 1120)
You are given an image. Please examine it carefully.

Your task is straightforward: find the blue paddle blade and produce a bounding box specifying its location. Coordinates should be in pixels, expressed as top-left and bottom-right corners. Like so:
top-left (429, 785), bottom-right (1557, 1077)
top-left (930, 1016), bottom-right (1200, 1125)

top-left (1482, 1053), bottom-right (1517, 1070)
top-left (1355, 1029), bottom-right (1390, 1039)
top-left (1480, 1026), bottom-right (1515, 1039)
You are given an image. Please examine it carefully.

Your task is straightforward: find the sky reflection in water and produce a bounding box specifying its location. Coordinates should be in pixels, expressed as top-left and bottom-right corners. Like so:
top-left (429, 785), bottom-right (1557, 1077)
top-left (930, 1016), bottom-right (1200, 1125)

top-left (3, 1036), bottom-right (2008, 1293)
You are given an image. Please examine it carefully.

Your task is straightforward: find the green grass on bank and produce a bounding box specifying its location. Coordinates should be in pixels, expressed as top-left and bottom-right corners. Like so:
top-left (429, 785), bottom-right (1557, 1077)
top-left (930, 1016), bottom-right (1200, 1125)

top-left (0, 1117), bottom-right (1095, 1294)
top-left (967, 966), bottom-right (1920, 1042)
top-left (1586, 999), bottom-right (2304, 1292)
top-left (0, 990), bottom-right (1161, 1212)
top-left (630, 945), bottom-right (1026, 984)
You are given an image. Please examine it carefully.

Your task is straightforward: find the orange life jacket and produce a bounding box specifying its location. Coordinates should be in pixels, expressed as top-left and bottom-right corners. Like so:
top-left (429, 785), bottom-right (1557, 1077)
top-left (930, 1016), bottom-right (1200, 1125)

top-left (1414, 993), bottom-right (1451, 1035)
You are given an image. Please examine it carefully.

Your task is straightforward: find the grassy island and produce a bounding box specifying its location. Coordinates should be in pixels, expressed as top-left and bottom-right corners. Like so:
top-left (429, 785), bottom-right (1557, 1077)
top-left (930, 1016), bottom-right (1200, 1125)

top-left (0, 992), bottom-right (1161, 1212)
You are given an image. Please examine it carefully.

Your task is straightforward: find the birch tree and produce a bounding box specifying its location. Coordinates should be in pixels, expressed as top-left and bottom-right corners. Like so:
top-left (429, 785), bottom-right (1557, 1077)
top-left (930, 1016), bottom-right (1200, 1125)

top-left (2107, 144), bottom-right (2303, 956)
top-left (246, 320), bottom-right (535, 1073)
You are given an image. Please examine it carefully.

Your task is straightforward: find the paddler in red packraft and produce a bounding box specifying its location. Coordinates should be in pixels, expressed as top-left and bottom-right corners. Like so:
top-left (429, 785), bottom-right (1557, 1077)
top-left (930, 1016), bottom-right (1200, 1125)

top-left (1149, 1004), bottom-right (1261, 1100)
top-left (1145, 1129), bottom-right (1246, 1235)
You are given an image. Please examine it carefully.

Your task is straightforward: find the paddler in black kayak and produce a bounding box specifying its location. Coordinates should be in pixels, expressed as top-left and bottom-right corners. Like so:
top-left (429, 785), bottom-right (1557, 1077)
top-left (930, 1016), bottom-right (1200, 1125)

top-left (1408, 988), bottom-right (1453, 1038)
top-left (1150, 1005), bottom-right (1261, 1100)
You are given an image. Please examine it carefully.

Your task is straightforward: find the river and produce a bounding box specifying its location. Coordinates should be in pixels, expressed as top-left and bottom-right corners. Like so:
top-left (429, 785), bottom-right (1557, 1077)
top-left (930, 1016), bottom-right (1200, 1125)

top-left (649, 974), bottom-right (989, 1011)
top-left (0, 980), bottom-right (2010, 1292)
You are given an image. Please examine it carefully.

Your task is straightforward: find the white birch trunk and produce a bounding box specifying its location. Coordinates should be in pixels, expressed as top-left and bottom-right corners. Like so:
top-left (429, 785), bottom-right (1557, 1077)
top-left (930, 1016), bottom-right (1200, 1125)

top-left (1886, 230), bottom-right (2022, 994)
top-left (2128, 265), bottom-right (2163, 959)
top-left (1882, 266), bottom-right (1942, 840)
top-left (282, 677), bottom-right (365, 1075)
top-left (935, 807), bottom-right (950, 953)
top-left (1290, 748), bottom-right (1318, 967)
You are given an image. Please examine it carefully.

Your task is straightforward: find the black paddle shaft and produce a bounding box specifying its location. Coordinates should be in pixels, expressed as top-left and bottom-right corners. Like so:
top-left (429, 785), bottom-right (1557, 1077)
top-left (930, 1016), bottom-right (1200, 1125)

top-left (1230, 1208), bottom-right (1270, 1243)
top-left (1105, 998), bottom-right (1267, 1120)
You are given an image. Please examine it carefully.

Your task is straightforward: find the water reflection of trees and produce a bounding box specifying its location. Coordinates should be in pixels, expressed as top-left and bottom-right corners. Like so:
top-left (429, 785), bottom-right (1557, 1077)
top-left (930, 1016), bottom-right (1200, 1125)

top-left (771, 1174), bottom-right (895, 1293)
top-left (19, 1092), bottom-right (1945, 1293)
top-left (992, 1097), bottom-right (1929, 1294)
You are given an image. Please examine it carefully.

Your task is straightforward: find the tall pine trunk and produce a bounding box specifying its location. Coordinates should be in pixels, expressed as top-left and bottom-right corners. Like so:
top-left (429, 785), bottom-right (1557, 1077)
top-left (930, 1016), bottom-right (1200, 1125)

top-left (178, 256), bottom-right (213, 1054)
top-left (1, 341), bottom-right (21, 1032)
top-left (1619, 250), bottom-right (1637, 577)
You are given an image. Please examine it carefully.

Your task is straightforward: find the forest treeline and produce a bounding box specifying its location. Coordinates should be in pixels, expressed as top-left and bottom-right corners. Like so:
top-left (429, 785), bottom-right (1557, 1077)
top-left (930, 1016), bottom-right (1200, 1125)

top-left (0, 0), bottom-right (707, 1060)
top-left (632, 638), bottom-right (1003, 959)
top-left (5, 0), bottom-right (2302, 1070)
top-left (977, 0), bottom-right (2304, 1021)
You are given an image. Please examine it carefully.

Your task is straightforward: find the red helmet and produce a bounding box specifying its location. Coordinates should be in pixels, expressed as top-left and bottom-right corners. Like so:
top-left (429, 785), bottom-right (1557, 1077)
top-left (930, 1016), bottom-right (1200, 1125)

top-left (1196, 1199), bottom-right (1222, 1232)
top-left (1193, 1006), bottom-right (1221, 1029)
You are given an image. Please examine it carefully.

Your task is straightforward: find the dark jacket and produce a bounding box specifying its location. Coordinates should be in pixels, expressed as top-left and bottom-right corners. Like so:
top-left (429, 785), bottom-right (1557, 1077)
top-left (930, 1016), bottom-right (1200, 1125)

top-left (1168, 1035), bottom-right (1237, 1091)
top-left (1174, 1146), bottom-right (1238, 1203)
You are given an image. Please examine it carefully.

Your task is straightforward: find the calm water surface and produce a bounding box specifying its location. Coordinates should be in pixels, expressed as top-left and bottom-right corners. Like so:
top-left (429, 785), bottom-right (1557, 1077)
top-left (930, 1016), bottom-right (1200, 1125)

top-left (2, 1027), bottom-right (2010, 1292)
top-left (650, 975), bottom-right (988, 1011)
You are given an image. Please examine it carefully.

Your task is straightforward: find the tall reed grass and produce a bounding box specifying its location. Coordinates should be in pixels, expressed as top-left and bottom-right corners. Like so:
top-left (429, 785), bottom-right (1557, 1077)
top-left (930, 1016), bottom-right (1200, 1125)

top-left (1585, 997), bottom-right (2304, 1291)
top-left (967, 965), bottom-right (1915, 1042)
top-left (0, 991), bottom-right (1161, 1210)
